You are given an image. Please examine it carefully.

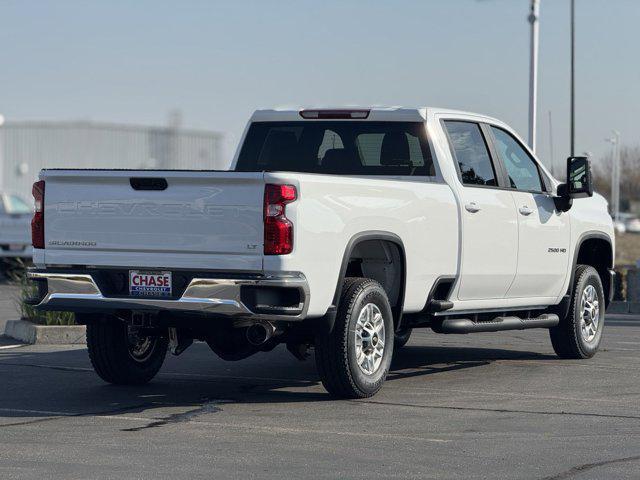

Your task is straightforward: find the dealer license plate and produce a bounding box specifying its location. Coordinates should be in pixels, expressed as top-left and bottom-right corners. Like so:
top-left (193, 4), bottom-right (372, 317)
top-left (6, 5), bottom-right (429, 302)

top-left (129, 270), bottom-right (172, 297)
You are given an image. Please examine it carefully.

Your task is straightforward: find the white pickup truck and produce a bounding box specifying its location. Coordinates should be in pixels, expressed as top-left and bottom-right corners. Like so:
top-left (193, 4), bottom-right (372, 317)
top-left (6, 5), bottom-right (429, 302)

top-left (28, 107), bottom-right (614, 398)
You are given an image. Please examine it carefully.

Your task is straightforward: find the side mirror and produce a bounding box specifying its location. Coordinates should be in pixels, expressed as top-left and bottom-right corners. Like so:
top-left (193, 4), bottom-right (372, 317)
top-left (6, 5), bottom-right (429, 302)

top-left (566, 156), bottom-right (593, 198)
top-left (553, 156), bottom-right (593, 212)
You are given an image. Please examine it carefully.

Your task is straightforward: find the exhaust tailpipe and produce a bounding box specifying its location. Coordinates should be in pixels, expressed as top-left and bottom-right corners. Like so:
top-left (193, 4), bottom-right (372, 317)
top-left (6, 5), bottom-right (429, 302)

top-left (246, 322), bottom-right (277, 346)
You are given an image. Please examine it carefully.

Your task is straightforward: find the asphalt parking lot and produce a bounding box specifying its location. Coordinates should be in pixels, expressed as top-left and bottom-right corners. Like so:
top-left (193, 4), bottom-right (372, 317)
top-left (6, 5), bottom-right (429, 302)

top-left (1, 301), bottom-right (639, 479)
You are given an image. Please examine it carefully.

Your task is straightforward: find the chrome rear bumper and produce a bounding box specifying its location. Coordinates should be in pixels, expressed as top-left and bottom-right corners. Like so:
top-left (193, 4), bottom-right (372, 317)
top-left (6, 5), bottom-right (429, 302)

top-left (27, 270), bottom-right (309, 321)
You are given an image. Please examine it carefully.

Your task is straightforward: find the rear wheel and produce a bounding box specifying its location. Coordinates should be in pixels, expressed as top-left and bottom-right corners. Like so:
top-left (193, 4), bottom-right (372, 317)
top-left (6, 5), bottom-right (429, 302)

top-left (549, 265), bottom-right (605, 359)
top-left (315, 277), bottom-right (394, 398)
top-left (86, 316), bottom-right (168, 385)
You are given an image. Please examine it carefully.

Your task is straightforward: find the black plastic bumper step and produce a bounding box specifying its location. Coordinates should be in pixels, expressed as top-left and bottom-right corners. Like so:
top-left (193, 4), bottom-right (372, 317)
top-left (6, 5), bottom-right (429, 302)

top-left (427, 300), bottom-right (454, 313)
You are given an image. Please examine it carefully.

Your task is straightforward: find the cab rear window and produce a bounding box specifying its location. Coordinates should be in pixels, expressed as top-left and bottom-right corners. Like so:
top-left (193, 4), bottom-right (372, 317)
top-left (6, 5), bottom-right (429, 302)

top-left (236, 121), bottom-right (435, 176)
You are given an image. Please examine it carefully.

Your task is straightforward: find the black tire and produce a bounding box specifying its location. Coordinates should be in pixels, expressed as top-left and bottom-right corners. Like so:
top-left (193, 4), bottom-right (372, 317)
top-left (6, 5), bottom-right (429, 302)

top-left (86, 316), bottom-right (168, 385)
top-left (394, 328), bottom-right (413, 349)
top-left (315, 277), bottom-right (394, 398)
top-left (549, 265), bottom-right (605, 359)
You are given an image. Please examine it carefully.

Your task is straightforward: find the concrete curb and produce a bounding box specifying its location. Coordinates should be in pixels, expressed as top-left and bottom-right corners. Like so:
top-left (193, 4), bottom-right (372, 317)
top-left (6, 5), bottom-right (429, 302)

top-left (4, 320), bottom-right (86, 345)
top-left (608, 301), bottom-right (630, 314)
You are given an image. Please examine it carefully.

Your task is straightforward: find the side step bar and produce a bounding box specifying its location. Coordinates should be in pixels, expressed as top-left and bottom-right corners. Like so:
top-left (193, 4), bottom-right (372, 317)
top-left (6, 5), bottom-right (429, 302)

top-left (427, 299), bottom-right (454, 313)
top-left (435, 314), bottom-right (559, 334)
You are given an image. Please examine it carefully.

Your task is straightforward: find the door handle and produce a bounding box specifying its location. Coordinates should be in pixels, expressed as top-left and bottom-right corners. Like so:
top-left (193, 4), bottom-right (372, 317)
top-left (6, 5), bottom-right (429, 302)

top-left (465, 202), bottom-right (481, 213)
top-left (519, 205), bottom-right (533, 216)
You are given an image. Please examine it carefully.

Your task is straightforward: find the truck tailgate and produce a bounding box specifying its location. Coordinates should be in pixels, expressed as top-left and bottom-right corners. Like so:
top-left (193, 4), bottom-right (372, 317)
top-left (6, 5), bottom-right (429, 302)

top-left (40, 170), bottom-right (265, 271)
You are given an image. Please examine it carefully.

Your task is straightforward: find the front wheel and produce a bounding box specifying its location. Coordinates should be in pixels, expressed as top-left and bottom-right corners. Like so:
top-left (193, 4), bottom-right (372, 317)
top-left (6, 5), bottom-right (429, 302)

top-left (86, 316), bottom-right (168, 385)
top-left (315, 277), bottom-right (394, 398)
top-left (549, 265), bottom-right (605, 359)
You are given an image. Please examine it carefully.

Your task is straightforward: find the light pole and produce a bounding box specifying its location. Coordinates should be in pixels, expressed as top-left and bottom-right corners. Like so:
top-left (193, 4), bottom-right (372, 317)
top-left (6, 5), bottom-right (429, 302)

top-left (548, 110), bottom-right (555, 176)
top-left (528, 0), bottom-right (540, 154)
top-left (613, 130), bottom-right (621, 223)
top-left (0, 114), bottom-right (4, 192)
top-left (570, 0), bottom-right (575, 156)
top-left (606, 131), bottom-right (621, 222)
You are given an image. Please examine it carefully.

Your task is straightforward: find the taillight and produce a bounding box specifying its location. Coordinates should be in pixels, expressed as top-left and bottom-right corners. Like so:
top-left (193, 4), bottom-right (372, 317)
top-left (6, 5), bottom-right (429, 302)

top-left (31, 180), bottom-right (45, 249)
top-left (264, 184), bottom-right (297, 255)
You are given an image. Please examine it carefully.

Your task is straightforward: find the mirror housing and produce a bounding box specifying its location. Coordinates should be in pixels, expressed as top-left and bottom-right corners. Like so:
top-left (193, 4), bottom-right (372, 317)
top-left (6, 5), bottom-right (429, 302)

top-left (566, 156), bottom-right (593, 199)
top-left (553, 156), bottom-right (593, 212)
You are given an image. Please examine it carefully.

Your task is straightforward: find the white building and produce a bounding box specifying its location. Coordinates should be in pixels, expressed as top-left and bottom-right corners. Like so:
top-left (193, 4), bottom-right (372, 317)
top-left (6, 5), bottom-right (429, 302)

top-left (0, 119), bottom-right (223, 202)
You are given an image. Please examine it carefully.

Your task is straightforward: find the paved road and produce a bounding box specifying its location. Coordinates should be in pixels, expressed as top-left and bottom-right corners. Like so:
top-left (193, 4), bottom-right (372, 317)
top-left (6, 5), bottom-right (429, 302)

top-left (1, 314), bottom-right (639, 479)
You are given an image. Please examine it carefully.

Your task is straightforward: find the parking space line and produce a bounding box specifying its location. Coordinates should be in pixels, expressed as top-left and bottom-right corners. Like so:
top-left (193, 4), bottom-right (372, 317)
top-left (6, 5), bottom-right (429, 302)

top-left (0, 407), bottom-right (450, 442)
top-left (0, 407), bottom-right (76, 416)
top-left (0, 408), bottom-right (161, 423)
top-left (390, 386), bottom-right (640, 404)
top-left (159, 371), bottom-right (311, 383)
top-left (0, 361), bottom-right (312, 383)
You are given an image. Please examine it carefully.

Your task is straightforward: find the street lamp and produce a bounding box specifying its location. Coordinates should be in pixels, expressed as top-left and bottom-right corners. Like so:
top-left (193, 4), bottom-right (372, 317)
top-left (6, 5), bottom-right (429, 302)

top-left (0, 113), bottom-right (4, 192)
top-left (528, 0), bottom-right (540, 154)
top-left (605, 131), bottom-right (621, 222)
top-left (570, 0), bottom-right (575, 156)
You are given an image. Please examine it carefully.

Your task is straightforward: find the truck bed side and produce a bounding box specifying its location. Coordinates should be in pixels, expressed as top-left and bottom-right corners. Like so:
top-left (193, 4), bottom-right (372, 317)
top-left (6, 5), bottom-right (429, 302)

top-left (262, 172), bottom-right (459, 317)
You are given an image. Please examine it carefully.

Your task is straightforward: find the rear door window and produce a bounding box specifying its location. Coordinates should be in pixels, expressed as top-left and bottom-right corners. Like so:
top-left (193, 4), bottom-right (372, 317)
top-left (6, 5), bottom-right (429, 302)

top-left (443, 121), bottom-right (498, 187)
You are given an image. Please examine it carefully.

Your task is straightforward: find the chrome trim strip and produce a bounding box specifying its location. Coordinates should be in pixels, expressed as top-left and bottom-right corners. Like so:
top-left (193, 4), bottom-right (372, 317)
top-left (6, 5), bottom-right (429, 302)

top-left (28, 271), bottom-right (309, 321)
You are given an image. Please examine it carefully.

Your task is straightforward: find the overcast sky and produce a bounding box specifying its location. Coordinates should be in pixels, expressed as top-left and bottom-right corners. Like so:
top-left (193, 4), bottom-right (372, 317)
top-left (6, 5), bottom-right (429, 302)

top-left (1, 0), bottom-right (638, 170)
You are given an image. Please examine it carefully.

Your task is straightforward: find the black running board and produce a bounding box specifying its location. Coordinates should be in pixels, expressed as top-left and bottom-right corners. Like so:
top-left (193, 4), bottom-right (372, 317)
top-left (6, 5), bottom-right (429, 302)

top-left (435, 314), bottom-right (559, 334)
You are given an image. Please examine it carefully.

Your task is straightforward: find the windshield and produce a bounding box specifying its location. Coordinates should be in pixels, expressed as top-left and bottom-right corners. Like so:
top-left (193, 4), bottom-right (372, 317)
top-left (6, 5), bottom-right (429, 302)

top-left (5, 195), bottom-right (32, 215)
top-left (236, 121), bottom-right (435, 176)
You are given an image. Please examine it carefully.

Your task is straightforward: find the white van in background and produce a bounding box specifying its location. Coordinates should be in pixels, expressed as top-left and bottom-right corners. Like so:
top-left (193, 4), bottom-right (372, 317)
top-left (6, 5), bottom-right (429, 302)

top-left (0, 193), bottom-right (32, 267)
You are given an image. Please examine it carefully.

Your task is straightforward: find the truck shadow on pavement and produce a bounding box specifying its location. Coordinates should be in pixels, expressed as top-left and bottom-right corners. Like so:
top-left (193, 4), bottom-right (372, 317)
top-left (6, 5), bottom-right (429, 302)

top-left (0, 340), bottom-right (558, 427)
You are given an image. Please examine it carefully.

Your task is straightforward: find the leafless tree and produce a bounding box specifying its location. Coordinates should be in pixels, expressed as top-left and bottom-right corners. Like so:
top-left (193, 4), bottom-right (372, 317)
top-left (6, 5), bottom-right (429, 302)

top-left (592, 145), bottom-right (640, 213)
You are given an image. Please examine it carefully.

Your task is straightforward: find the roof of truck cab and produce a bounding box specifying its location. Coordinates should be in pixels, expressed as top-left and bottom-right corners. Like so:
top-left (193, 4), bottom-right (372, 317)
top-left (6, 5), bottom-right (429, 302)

top-left (249, 107), bottom-right (501, 124)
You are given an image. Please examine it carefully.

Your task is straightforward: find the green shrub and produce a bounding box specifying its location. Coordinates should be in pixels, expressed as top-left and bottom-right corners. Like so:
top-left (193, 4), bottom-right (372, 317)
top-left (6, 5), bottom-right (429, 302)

top-left (10, 260), bottom-right (75, 326)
